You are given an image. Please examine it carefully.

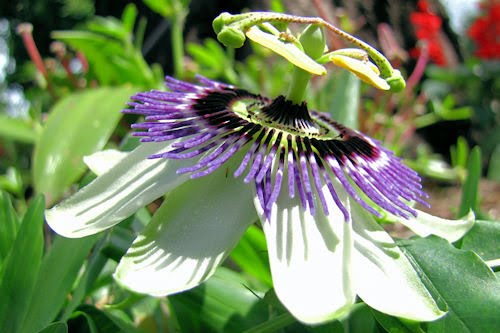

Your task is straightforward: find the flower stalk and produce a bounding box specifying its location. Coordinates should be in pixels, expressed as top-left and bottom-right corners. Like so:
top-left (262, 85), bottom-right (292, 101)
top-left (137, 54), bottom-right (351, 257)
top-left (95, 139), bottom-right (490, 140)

top-left (213, 12), bottom-right (406, 92)
top-left (286, 24), bottom-right (325, 104)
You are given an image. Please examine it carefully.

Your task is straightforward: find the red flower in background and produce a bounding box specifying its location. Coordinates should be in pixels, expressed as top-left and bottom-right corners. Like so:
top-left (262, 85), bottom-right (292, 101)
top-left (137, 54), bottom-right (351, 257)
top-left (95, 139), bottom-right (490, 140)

top-left (410, 0), bottom-right (447, 66)
top-left (467, 1), bottom-right (500, 59)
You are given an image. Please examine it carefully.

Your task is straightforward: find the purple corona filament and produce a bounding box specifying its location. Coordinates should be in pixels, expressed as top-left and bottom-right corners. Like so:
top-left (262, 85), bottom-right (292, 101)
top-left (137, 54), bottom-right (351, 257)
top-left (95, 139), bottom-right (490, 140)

top-left (123, 76), bottom-right (429, 220)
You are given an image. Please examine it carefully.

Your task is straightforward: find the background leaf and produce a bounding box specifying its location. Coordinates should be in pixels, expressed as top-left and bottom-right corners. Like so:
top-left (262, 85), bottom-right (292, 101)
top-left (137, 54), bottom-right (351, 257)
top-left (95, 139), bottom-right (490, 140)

top-left (33, 86), bottom-right (137, 204)
top-left (316, 70), bottom-right (360, 129)
top-left (458, 147), bottom-right (481, 217)
top-left (0, 114), bottom-right (38, 143)
top-left (402, 236), bottom-right (500, 333)
top-left (230, 224), bottom-right (272, 288)
top-left (169, 267), bottom-right (269, 332)
top-left (0, 191), bottom-right (19, 267)
top-left (69, 305), bottom-right (142, 333)
top-left (459, 220), bottom-right (500, 262)
top-left (0, 196), bottom-right (45, 333)
top-left (38, 322), bottom-right (68, 333)
top-left (20, 235), bottom-right (100, 333)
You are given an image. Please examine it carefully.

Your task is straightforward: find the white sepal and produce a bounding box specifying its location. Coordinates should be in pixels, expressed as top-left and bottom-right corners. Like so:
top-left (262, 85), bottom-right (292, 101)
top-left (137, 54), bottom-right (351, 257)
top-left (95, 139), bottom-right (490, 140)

top-left (390, 209), bottom-right (475, 243)
top-left (46, 142), bottom-right (190, 238)
top-left (351, 205), bottom-right (445, 321)
top-left (114, 162), bottom-right (257, 296)
top-left (83, 149), bottom-right (128, 176)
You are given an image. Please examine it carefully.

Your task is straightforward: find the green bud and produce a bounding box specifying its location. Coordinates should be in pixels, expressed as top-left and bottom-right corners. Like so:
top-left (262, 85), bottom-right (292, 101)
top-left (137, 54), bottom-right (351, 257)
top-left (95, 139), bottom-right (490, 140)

top-left (299, 24), bottom-right (325, 60)
top-left (217, 27), bottom-right (246, 48)
top-left (212, 12), bottom-right (232, 34)
top-left (386, 70), bottom-right (406, 92)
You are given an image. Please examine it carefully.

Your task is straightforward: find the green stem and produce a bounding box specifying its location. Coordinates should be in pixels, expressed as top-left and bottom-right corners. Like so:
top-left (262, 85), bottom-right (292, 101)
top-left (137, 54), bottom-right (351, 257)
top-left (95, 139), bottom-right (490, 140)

top-left (286, 24), bottom-right (324, 104)
top-left (286, 68), bottom-right (312, 104)
top-left (171, 8), bottom-right (187, 79)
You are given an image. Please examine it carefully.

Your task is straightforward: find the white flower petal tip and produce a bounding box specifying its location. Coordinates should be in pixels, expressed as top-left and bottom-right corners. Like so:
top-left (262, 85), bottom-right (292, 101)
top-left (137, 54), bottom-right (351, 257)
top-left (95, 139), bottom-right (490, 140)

top-left (83, 149), bottom-right (129, 176)
top-left (257, 181), bottom-right (356, 324)
top-left (46, 142), bottom-right (190, 238)
top-left (352, 206), bottom-right (445, 321)
top-left (114, 162), bottom-right (256, 296)
top-left (392, 209), bottom-right (475, 243)
top-left (330, 54), bottom-right (390, 90)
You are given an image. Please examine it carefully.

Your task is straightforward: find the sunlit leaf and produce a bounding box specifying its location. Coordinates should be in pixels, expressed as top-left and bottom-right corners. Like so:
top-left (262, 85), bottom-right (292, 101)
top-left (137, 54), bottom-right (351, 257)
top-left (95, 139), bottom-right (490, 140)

top-left (33, 86), bottom-right (137, 204)
top-left (53, 30), bottom-right (156, 88)
top-left (121, 4), bottom-right (138, 34)
top-left (142, 0), bottom-right (174, 18)
top-left (0, 114), bottom-right (38, 143)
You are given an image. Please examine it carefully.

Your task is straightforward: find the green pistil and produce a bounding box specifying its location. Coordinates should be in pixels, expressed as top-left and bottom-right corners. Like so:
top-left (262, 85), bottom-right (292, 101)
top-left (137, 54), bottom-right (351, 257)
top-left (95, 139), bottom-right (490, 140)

top-left (286, 24), bottom-right (325, 104)
top-left (231, 97), bottom-right (339, 139)
top-left (286, 68), bottom-right (312, 105)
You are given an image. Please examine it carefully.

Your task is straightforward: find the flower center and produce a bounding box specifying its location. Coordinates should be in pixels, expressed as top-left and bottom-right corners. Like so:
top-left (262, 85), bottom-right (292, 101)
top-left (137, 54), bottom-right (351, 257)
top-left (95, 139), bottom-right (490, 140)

top-left (228, 91), bottom-right (339, 140)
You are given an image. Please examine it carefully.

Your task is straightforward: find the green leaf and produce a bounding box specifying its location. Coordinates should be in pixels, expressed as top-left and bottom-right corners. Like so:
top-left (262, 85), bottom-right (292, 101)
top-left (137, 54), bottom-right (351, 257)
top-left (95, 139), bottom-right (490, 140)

top-left (53, 30), bottom-right (156, 88)
top-left (61, 245), bottom-right (109, 321)
top-left (459, 220), bottom-right (500, 262)
top-left (70, 305), bottom-right (142, 333)
top-left (20, 235), bottom-right (100, 333)
top-left (487, 143), bottom-right (500, 181)
top-left (38, 322), bottom-right (68, 333)
top-left (0, 196), bottom-right (45, 333)
top-left (371, 309), bottom-right (421, 333)
top-left (319, 69), bottom-right (360, 129)
top-left (169, 267), bottom-right (269, 332)
top-left (458, 147), bottom-right (481, 217)
top-left (33, 86), bottom-right (137, 204)
top-left (121, 3), bottom-right (138, 35)
top-left (344, 304), bottom-right (379, 333)
top-left (0, 191), bottom-right (19, 266)
top-left (450, 137), bottom-right (469, 170)
top-left (143, 0), bottom-right (174, 18)
top-left (402, 236), bottom-right (500, 333)
top-left (0, 114), bottom-right (38, 143)
top-left (230, 224), bottom-right (272, 288)
top-left (0, 167), bottom-right (23, 196)
top-left (243, 313), bottom-right (297, 333)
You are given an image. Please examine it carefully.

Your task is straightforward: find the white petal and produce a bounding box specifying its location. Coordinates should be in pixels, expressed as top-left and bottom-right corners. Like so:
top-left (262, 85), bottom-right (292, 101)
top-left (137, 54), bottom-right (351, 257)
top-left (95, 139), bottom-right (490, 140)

top-left (83, 149), bottom-right (128, 176)
top-left (389, 209), bottom-right (475, 243)
top-left (258, 180), bottom-right (355, 324)
top-left (114, 163), bottom-right (256, 296)
top-left (46, 142), bottom-right (190, 238)
top-left (351, 205), bottom-right (445, 321)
